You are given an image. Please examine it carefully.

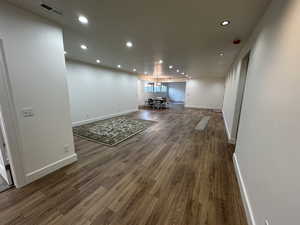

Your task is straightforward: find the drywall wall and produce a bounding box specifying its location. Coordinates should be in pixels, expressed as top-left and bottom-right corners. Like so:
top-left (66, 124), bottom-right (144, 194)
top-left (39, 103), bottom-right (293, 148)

top-left (0, 2), bottom-right (76, 186)
top-left (168, 82), bottom-right (186, 102)
top-left (137, 79), bottom-right (146, 106)
top-left (226, 0), bottom-right (300, 224)
top-left (66, 60), bottom-right (138, 125)
top-left (185, 77), bottom-right (225, 109)
top-left (222, 62), bottom-right (242, 143)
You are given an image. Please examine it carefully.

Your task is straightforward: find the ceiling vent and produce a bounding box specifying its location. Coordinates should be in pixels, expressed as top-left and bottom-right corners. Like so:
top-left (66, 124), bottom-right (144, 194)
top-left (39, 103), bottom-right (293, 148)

top-left (40, 2), bottom-right (63, 16)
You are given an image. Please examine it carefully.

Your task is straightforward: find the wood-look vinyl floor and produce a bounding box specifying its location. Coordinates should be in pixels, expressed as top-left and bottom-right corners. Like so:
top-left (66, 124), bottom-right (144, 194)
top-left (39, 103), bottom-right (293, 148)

top-left (0, 106), bottom-right (248, 225)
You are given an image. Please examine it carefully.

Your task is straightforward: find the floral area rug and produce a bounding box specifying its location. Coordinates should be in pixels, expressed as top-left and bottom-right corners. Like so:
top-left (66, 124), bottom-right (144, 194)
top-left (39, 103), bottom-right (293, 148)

top-left (73, 116), bottom-right (155, 146)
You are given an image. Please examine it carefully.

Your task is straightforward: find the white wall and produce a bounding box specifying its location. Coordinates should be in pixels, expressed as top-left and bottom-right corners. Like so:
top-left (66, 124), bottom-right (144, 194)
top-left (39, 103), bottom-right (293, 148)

top-left (0, 2), bottom-right (76, 186)
top-left (225, 0), bottom-right (300, 224)
top-left (223, 62), bottom-right (242, 143)
top-left (137, 79), bottom-right (145, 106)
top-left (66, 60), bottom-right (138, 125)
top-left (168, 82), bottom-right (186, 102)
top-left (185, 77), bottom-right (225, 109)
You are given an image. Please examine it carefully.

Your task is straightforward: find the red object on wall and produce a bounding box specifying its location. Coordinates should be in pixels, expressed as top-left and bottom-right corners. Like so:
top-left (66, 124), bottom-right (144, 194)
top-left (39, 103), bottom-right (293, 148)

top-left (233, 39), bottom-right (241, 45)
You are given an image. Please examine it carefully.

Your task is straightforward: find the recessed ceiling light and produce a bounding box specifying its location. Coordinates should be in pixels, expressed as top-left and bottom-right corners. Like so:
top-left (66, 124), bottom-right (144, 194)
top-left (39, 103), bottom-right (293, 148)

top-left (181, 72), bottom-right (185, 75)
top-left (220, 53), bottom-right (224, 56)
top-left (96, 59), bottom-right (101, 63)
top-left (221, 20), bottom-right (230, 26)
top-left (169, 65), bottom-right (173, 69)
top-left (176, 69), bottom-right (180, 73)
top-left (117, 65), bottom-right (121, 68)
top-left (159, 60), bottom-right (163, 64)
top-left (126, 41), bottom-right (133, 48)
top-left (80, 44), bottom-right (88, 50)
top-left (78, 15), bottom-right (89, 24)
top-left (133, 68), bottom-right (137, 72)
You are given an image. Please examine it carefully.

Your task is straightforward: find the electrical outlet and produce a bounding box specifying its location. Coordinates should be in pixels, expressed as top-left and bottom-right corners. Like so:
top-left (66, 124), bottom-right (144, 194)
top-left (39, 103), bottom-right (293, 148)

top-left (22, 108), bottom-right (34, 117)
top-left (265, 219), bottom-right (270, 225)
top-left (64, 144), bottom-right (70, 153)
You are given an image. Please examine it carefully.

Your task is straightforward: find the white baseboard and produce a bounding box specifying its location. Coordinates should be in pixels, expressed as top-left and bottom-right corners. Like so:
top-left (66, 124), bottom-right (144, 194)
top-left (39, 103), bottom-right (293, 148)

top-left (222, 110), bottom-right (236, 144)
top-left (233, 154), bottom-right (256, 225)
top-left (25, 153), bottom-right (78, 184)
top-left (72, 109), bottom-right (138, 127)
top-left (184, 104), bottom-right (222, 110)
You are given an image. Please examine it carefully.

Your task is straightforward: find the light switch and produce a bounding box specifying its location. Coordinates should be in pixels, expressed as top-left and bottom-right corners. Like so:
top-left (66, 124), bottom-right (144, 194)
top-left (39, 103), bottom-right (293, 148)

top-left (22, 108), bottom-right (34, 117)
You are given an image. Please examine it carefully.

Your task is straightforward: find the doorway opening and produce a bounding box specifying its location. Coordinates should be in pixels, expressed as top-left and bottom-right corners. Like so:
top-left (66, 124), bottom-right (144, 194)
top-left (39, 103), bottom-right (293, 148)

top-left (140, 81), bottom-right (186, 109)
top-left (0, 110), bottom-right (14, 192)
top-left (232, 52), bottom-right (251, 141)
top-left (167, 82), bottom-right (186, 105)
top-left (0, 42), bottom-right (16, 192)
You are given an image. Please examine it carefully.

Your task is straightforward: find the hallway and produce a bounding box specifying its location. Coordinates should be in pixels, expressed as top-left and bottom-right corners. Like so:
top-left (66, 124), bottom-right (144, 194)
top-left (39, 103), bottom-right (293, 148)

top-left (0, 107), bottom-right (246, 225)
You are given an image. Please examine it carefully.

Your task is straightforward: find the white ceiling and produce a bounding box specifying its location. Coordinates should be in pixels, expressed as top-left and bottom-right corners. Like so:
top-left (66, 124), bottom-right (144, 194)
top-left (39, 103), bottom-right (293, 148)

top-left (7, 0), bottom-right (271, 77)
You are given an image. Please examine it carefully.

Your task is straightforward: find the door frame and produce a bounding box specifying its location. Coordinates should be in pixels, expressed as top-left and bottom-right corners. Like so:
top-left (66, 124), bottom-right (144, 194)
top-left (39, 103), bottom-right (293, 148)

top-left (0, 110), bottom-right (12, 184)
top-left (0, 38), bottom-right (26, 187)
top-left (232, 51), bottom-right (251, 142)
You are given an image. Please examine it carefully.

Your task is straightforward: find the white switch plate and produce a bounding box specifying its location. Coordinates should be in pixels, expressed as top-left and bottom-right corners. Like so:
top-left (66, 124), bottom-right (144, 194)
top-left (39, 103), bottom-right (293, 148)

top-left (22, 108), bottom-right (34, 117)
